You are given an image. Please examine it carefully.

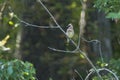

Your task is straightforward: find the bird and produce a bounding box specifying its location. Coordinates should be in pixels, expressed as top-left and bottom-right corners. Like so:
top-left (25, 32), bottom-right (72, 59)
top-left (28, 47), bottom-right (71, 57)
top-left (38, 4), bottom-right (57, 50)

top-left (66, 23), bottom-right (74, 43)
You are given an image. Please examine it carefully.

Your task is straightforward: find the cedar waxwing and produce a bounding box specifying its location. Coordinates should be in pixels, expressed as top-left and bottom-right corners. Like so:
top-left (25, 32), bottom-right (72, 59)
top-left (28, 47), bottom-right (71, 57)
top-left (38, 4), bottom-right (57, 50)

top-left (66, 23), bottom-right (74, 43)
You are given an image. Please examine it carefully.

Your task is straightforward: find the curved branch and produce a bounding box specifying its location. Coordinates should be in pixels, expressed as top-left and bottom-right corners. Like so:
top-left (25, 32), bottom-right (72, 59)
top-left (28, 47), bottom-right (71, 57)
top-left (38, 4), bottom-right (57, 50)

top-left (85, 69), bottom-right (94, 80)
top-left (99, 68), bottom-right (119, 80)
top-left (74, 69), bottom-right (84, 80)
top-left (85, 68), bottom-right (119, 80)
top-left (81, 37), bottom-right (100, 43)
top-left (48, 47), bottom-right (78, 53)
top-left (8, 7), bottom-right (59, 28)
top-left (14, 15), bottom-right (59, 28)
top-left (81, 37), bottom-right (104, 63)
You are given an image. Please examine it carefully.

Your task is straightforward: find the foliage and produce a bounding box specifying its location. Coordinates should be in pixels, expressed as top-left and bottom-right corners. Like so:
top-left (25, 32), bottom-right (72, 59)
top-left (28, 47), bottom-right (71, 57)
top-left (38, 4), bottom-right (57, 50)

top-left (0, 3), bottom-right (36, 78)
top-left (0, 0), bottom-right (4, 3)
top-left (109, 59), bottom-right (120, 78)
top-left (94, 0), bottom-right (120, 19)
top-left (106, 12), bottom-right (120, 19)
top-left (0, 0), bottom-right (21, 59)
top-left (91, 59), bottom-right (120, 79)
top-left (0, 59), bottom-right (36, 80)
top-left (0, 15), bottom-right (19, 59)
top-left (0, 0), bottom-right (120, 80)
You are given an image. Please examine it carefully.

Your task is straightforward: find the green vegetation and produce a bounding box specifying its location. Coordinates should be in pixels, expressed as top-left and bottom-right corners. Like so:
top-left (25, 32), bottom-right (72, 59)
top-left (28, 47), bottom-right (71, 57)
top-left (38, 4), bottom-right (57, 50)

top-left (0, 0), bottom-right (120, 80)
top-left (0, 59), bottom-right (36, 80)
top-left (94, 0), bottom-right (120, 19)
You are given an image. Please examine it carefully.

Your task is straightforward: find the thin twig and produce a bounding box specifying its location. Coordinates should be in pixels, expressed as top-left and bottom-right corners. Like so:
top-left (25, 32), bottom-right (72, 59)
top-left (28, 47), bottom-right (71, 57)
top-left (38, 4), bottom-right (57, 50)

top-left (74, 69), bottom-right (84, 80)
top-left (9, 10), bottom-right (59, 28)
top-left (99, 68), bottom-right (119, 80)
top-left (81, 37), bottom-right (104, 63)
top-left (77, 25), bottom-right (81, 50)
top-left (8, 6), bottom-right (59, 28)
top-left (81, 37), bottom-right (100, 43)
top-left (85, 69), bottom-right (94, 80)
top-left (14, 15), bottom-right (59, 28)
top-left (0, 1), bottom-right (7, 20)
top-left (85, 68), bottom-right (119, 80)
top-left (98, 41), bottom-right (104, 63)
top-left (48, 47), bottom-right (78, 53)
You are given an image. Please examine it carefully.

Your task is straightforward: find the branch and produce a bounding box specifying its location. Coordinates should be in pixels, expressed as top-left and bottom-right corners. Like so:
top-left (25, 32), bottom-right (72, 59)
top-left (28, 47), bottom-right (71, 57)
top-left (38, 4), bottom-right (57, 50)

top-left (85, 68), bottom-right (119, 80)
top-left (81, 37), bottom-right (104, 63)
top-left (14, 15), bottom-right (59, 28)
top-left (81, 37), bottom-right (100, 43)
top-left (74, 69), bottom-right (84, 80)
top-left (8, 6), bottom-right (59, 29)
top-left (48, 47), bottom-right (78, 53)
top-left (0, 1), bottom-right (7, 20)
top-left (99, 68), bottom-right (119, 80)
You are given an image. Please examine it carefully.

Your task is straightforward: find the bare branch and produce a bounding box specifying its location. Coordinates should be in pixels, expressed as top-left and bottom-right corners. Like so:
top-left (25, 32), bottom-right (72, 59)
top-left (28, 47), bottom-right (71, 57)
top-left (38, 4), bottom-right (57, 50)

top-left (85, 69), bottom-right (94, 80)
top-left (85, 68), bottom-right (119, 80)
top-left (99, 68), bottom-right (119, 80)
top-left (81, 37), bottom-right (104, 63)
top-left (74, 69), bottom-right (84, 80)
top-left (0, 1), bottom-right (7, 20)
top-left (48, 47), bottom-right (78, 53)
top-left (81, 37), bottom-right (100, 43)
top-left (14, 15), bottom-right (59, 28)
top-left (8, 6), bottom-right (59, 29)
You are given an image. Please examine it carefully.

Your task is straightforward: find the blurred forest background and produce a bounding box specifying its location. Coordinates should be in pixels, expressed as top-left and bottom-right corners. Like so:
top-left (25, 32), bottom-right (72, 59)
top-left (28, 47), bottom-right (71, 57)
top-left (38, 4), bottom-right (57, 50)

top-left (0, 0), bottom-right (120, 80)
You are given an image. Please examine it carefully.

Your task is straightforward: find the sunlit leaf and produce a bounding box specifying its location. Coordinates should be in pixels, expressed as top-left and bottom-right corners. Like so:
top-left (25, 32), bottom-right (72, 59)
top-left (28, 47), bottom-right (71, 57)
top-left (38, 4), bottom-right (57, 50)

top-left (8, 21), bottom-right (14, 26)
top-left (79, 54), bottom-right (85, 59)
top-left (0, 35), bottom-right (10, 46)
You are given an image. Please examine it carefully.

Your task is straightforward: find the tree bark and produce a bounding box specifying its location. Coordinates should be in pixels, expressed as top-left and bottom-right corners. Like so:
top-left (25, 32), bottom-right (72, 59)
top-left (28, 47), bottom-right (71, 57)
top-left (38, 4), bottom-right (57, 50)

top-left (14, 27), bottom-right (23, 59)
top-left (97, 12), bottom-right (112, 62)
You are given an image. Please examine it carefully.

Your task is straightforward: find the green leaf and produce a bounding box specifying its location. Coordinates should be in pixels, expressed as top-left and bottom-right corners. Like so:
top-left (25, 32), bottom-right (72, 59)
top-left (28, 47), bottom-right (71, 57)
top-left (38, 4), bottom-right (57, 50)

top-left (106, 12), bottom-right (120, 19)
top-left (8, 21), bottom-right (14, 26)
top-left (0, 0), bottom-right (4, 3)
top-left (7, 66), bottom-right (13, 75)
top-left (79, 54), bottom-right (85, 59)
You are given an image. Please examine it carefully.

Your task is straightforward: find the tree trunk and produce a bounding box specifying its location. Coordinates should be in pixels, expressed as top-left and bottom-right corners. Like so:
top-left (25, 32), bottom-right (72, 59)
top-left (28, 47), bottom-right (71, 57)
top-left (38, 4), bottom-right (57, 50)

top-left (14, 27), bottom-right (23, 59)
top-left (86, 1), bottom-right (112, 62)
top-left (97, 12), bottom-right (112, 62)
